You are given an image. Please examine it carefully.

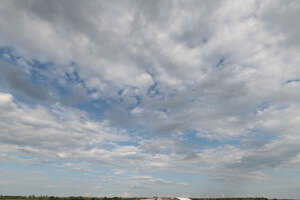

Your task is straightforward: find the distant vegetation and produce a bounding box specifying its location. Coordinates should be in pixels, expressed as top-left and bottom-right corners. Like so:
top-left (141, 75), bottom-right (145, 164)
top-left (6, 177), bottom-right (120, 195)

top-left (0, 196), bottom-right (273, 200)
top-left (0, 196), bottom-right (141, 200)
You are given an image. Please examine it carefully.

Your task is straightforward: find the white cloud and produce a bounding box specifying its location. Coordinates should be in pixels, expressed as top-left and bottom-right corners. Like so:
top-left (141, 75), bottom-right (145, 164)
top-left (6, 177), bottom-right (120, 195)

top-left (1, 0), bottom-right (300, 197)
top-left (131, 107), bottom-right (143, 115)
top-left (0, 92), bottom-right (13, 105)
top-left (113, 169), bottom-right (124, 175)
top-left (0, 92), bottom-right (132, 165)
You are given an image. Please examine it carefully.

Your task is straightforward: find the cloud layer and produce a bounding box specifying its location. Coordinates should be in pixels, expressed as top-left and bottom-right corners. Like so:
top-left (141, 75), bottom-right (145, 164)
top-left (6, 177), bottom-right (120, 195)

top-left (0, 0), bottom-right (300, 198)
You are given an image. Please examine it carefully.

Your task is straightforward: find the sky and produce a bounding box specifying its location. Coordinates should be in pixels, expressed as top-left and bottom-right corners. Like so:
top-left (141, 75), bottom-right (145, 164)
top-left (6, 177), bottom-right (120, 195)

top-left (0, 0), bottom-right (300, 198)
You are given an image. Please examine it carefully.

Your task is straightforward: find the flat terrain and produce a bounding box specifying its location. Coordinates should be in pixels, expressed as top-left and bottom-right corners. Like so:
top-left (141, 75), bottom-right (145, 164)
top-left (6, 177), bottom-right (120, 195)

top-left (0, 196), bottom-right (270, 200)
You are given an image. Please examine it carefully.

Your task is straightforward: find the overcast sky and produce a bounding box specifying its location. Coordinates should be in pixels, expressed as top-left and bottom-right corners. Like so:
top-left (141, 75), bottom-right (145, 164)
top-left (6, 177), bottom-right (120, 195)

top-left (0, 0), bottom-right (300, 198)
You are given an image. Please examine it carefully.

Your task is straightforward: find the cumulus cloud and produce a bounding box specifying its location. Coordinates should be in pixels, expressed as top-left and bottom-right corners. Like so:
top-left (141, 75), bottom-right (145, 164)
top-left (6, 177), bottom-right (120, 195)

top-left (0, 61), bottom-right (51, 101)
top-left (0, 92), bottom-right (131, 166)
